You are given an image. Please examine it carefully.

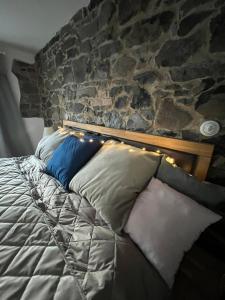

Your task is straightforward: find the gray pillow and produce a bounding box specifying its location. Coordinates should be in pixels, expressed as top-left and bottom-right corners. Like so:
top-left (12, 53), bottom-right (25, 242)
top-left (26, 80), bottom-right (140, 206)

top-left (69, 140), bottom-right (161, 233)
top-left (156, 156), bottom-right (225, 208)
top-left (35, 129), bottom-right (70, 163)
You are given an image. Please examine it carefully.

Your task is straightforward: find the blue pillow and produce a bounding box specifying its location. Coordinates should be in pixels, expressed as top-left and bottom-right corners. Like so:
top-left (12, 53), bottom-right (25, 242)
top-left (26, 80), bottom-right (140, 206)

top-left (46, 135), bottom-right (102, 190)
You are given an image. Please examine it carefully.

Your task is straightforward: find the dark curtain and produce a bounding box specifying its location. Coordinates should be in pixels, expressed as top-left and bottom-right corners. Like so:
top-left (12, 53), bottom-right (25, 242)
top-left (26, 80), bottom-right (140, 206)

top-left (0, 74), bottom-right (33, 157)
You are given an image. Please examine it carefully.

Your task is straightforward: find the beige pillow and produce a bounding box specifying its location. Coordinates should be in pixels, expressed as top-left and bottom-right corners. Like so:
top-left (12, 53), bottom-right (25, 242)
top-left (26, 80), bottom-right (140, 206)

top-left (35, 129), bottom-right (69, 163)
top-left (69, 141), bottom-right (161, 233)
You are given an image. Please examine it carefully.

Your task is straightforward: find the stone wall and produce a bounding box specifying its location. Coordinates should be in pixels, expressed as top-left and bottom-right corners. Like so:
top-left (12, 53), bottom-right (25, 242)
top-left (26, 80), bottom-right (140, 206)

top-left (34, 0), bottom-right (225, 184)
top-left (12, 60), bottom-right (41, 118)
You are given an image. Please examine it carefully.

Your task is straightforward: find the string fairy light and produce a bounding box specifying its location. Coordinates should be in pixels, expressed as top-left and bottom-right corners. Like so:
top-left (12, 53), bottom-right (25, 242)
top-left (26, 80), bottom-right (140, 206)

top-left (65, 127), bottom-right (176, 166)
top-left (166, 156), bottom-right (175, 165)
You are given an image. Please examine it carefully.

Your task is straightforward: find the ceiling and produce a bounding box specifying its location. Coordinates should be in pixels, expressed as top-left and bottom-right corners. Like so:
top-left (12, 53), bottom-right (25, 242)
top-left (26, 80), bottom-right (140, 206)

top-left (0, 0), bottom-right (89, 54)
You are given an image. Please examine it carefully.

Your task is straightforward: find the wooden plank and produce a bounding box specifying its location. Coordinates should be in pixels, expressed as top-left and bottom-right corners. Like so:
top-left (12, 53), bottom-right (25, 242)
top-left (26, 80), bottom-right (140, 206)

top-left (193, 156), bottom-right (212, 182)
top-left (63, 120), bottom-right (214, 158)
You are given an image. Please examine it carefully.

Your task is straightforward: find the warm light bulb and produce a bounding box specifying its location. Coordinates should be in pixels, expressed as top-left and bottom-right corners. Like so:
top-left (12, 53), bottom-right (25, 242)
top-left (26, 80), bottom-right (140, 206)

top-left (142, 147), bottom-right (146, 151)
top-left (156, 150), bottom-right (161, 154)
top-left (79, 132), bottom-right (85, 136)
top-left (101, 140), bottom-right (105, 144)
top-left (166, 157), bottom-right (175, 164)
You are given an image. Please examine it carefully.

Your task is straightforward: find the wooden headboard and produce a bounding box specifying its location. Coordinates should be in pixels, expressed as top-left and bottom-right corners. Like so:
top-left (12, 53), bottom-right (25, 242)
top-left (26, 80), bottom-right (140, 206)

top-left (63, 120), bottom-right (214, 181)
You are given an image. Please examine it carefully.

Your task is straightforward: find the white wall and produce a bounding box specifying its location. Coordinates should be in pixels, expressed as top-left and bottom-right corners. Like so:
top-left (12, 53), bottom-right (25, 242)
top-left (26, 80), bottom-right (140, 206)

top-left (0, 42), bottom-right (44, 150)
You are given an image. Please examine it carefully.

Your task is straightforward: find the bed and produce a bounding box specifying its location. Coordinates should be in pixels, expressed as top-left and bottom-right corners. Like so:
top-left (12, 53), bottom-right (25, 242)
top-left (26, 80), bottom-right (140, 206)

top-left (0, 121), bottom-right (224, 300)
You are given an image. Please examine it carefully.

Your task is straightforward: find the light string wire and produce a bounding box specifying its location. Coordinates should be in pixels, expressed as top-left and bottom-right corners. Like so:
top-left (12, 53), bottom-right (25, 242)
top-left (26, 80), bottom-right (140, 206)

top-left (58, 126), bottom-right (176, 166)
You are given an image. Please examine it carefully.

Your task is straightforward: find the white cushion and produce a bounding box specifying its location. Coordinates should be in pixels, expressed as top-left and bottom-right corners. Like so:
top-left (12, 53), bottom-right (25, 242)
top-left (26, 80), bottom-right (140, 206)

top-left (125, 177), bottom-right (222, 288)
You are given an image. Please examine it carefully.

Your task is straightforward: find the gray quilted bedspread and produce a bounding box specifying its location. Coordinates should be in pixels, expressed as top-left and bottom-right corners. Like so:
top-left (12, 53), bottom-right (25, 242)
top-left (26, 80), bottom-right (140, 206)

top-left (0, 156), bottom-right (169, 300)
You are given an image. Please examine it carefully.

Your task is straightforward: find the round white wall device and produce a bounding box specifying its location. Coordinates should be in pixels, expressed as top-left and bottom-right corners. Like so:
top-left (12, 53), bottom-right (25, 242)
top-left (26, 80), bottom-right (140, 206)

top-left (200, 121), bottom-right (220, 137)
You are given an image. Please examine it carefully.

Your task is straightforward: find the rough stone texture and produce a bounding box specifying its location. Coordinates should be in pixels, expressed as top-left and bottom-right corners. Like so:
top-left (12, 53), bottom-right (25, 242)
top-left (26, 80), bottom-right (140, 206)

top-left (127, 113), bottom-right (150, 131)
top-left (112, 55), bottom-right (136, 77)
top-left (118, 0), bottom-right (142, 24)
top-left (115, 96), bottom-right (128, 109)
top-left (178, 10), bottom-right (213, 36)
top-left (196, 98), bottom-right (225, 120)
top-left (12, 60), bottom-right (41, 118)
top-left (170, 61), bottom-right (225, 81)
top-left (14, 0), bottom-right (225, 184)
top-left (134, 71), bottom-right (158, 85)
top-left (180, 0), bottom-right (213, 16)
top-left (123, 11), bottom-right (174, 48)
top-left (155, 99), bottom-right (192, 130)
top-left (131, 88), bottom-right (151, 109)
top-left (156, 32), bottom-right (203, 67)
top-left (196, 86), bottom-right (225, 120)
top-left (210, 7), bottom-right (225, 52)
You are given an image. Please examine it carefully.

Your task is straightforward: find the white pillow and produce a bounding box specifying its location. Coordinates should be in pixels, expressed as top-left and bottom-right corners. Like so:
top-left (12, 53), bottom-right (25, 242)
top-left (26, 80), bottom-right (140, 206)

top-left (124, 177), bottom-right (222, 288)
top-left (35, 128), bottom-right (69, 163)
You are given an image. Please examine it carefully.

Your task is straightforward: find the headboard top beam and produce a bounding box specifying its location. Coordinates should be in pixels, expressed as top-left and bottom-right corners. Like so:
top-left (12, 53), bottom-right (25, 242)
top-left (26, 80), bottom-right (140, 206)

top-left (63, 120), bottom-right (214, 157)
top-left (63, 120), bottom-right (214, 181)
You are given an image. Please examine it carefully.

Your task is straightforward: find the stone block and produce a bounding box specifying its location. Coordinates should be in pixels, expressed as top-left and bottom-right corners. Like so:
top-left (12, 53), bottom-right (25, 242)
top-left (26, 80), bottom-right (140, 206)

top-left (67, 48), bottom-right (79, 59)
top-left (196, 96), bottom-right (225, 120)
top-left (78, 18), bottom-right (99, 39)
top-left (123, 11), bottom-right (174, 48)
top-left (62, 37), bottom-right (77, 51)
top-left (80, 40), bottom-right (92, 53)
top-left (118, 0), bottom-right (140, 24)
top-left (62, 67), bottom-right (74, 84)
top-left (127, 113), bottom-right (150, 131)
top-left (181, 0), bottom-right (212, 16)
top-left (93, 61), bottom-right (110, 79)
top-left (210, 8), bottom-right (225, 53)
top-left (72, 7), bottom-right (87, 24)
top-left (176, 98), bottom-right (194, 105)
top-left (98, 0), bottom-right (115, 28)
top-left (99, 40), bottom-right (122, 58)
top-left (55, 51), bottom-right (64, 67)
top-left (156, 32), bottom-right (202, 67)
top-left (103, 111), bottom-right (125, 129)
top-left (170, 61), bottom-right (225, 82)
top-left (178, 10), bottom-right (213, 36)
top-left (77, 87), bottom-right (97, 98)
top-left (131, 88), bottom-right (151, 109)
top-left (115, 96), bottom-right (128, 109)
top-left (73, 103), bottom-right (85, 113)
top-left (134, 71), bottom-right (158, 85)
top-left (155, 99), bottom-right (192, 130)
top-left (72, 56), bottom-right (89, 83)
top-left (110, 86), bottom-right (123, 97)
top-left (112, 55), bottom-right (136, 76)
top-left (88, 0), bottom-right (104, 10)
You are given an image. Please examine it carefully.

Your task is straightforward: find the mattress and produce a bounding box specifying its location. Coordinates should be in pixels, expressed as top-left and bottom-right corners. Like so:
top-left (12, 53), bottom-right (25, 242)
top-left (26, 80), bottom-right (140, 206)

top-left (0, 156), bottom-right (169, 300)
